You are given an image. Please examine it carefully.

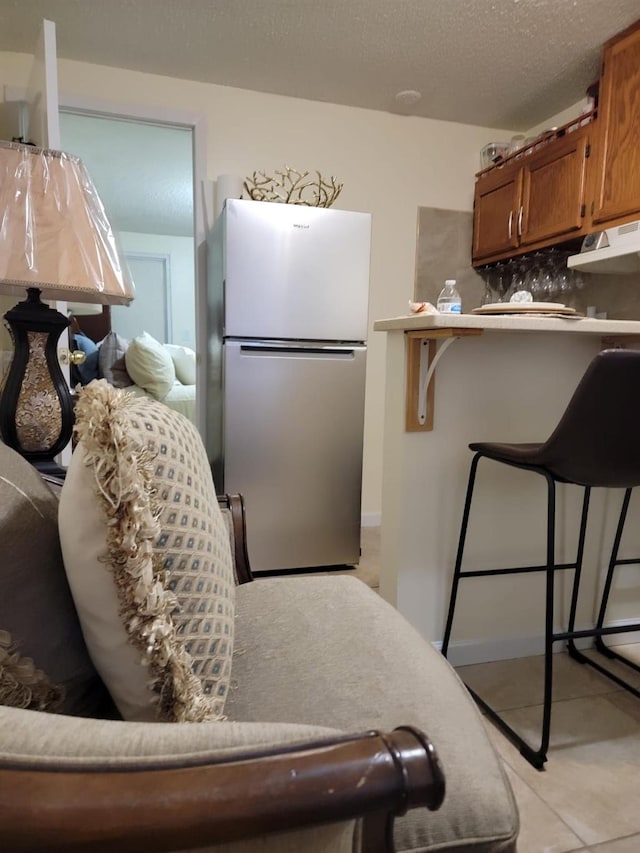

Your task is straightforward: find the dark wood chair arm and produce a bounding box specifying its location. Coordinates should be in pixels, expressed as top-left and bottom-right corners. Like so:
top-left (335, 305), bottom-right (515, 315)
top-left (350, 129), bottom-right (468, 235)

top-left (0, 726), bottom-right (444, 852)
top-left (40, 474), bottom-right (254, 585)
top-left (217, 492), bottom-right (254, 584)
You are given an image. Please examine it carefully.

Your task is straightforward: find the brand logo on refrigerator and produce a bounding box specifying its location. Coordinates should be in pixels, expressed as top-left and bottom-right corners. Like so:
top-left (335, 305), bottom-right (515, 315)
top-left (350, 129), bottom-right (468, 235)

top-left (292, 223), bottom-right (310, 229)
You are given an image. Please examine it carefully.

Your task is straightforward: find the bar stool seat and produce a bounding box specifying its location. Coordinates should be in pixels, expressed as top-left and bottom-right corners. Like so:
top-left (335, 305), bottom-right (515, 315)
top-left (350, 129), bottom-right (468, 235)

top-left (441, 348), bottom-right (640, 770)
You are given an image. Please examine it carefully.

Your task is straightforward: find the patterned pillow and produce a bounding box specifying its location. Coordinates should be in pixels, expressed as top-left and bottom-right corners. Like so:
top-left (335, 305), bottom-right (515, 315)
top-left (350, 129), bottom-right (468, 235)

top-left (0, 441), bottom-right (111, 717)
top-left (59, 380), bottom-right (235, 722)
top-left (98, 331), bottom-right (133, 387)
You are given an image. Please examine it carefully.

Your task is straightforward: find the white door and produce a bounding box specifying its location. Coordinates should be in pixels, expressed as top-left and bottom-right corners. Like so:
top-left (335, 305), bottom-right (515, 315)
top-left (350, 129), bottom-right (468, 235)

top-left (25, 19), bottom-right (72, 463)
top-left (111, 253), bottom-right (171, 343)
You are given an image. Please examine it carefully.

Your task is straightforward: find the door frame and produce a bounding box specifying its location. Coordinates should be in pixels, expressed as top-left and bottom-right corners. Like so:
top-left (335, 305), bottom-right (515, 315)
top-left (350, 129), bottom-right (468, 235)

top-left (3, 85), bottom-right (211, 437)
top-left (57, 94), bottom-right (210, 438)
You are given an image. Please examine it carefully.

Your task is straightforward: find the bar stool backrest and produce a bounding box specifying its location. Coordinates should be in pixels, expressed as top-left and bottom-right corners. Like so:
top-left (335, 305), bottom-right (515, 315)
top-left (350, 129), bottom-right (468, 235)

top-left (540, 348), bottom-right (640, 488)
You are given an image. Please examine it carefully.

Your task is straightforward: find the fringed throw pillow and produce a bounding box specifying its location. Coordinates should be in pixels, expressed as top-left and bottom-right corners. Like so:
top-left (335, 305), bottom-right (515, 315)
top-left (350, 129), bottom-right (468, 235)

top-left (59, 380), bottom-right (235, 722)
top-left (0, 630), bottom-right (64, 712)
top-left (0, 441), bottom-right (109, 716)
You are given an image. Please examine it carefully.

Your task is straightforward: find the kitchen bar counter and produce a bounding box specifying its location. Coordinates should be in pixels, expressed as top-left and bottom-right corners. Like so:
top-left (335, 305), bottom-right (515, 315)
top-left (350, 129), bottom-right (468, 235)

top-left (373, 311), bottom-right (640, 334)
top-left (374, 312), bottom-right (640, 665)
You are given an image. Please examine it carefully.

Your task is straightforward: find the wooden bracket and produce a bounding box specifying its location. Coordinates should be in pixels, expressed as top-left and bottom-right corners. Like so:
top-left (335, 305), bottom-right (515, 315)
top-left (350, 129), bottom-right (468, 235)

top-left (405, 328), bottom-right (483, 431)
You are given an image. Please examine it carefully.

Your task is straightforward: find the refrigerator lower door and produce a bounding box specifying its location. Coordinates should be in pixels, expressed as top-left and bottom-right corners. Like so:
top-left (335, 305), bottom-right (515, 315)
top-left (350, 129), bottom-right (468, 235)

top-left (223, 340), bottom-right (366, 572)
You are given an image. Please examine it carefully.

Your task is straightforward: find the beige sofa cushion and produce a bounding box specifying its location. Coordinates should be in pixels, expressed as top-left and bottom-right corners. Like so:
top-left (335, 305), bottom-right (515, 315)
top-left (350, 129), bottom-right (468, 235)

top-left (59, 381), bottom-right (235, 722)
top-left (0, 442), bottom-right (109, 716)
top-left (228, 575), bottom-right (519, 853)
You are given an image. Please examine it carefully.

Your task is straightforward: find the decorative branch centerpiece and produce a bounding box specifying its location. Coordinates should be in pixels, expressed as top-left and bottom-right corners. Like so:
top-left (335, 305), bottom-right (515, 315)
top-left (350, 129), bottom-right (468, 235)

top-left (243, 167), bottom-right (343, 208)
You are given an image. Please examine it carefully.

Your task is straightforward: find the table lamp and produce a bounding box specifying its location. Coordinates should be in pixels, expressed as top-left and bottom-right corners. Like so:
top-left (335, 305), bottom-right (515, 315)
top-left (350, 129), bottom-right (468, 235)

top-left (0, 140), bottom-right (134, 472)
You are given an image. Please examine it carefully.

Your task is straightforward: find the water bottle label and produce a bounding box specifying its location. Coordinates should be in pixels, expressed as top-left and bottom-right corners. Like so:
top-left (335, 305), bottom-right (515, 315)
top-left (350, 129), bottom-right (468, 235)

top-left (438, 303), bottom-right (462, 314)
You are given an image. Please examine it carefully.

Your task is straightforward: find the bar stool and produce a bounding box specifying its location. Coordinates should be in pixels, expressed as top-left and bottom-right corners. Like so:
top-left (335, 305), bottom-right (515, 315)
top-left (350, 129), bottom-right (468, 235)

top-left (441, 348), bottom-right (640, 769)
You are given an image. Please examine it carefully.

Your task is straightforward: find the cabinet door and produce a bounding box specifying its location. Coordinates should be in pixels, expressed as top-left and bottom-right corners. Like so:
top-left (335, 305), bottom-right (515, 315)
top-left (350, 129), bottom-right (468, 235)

top-left (472, 166), bottom-right (522, 262)
top-left (520, 128), bottom-right (589, 246)
top-left (591, 21), bottom-right (640, 226)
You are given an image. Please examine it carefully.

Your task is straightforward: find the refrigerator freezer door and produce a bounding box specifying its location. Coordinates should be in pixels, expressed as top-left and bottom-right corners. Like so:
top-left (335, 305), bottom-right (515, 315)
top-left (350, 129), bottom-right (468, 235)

top-left (223, 340), bottom-right (366, 572)
top-left (224, 199), bottom-right (371, 342)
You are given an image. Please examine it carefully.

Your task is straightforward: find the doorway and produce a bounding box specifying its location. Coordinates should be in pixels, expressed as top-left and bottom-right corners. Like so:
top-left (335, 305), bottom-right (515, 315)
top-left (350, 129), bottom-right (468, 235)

top-left (57, 97), bottom-right (208, 435)
top-left (59, 111), bottom-right (195, 348)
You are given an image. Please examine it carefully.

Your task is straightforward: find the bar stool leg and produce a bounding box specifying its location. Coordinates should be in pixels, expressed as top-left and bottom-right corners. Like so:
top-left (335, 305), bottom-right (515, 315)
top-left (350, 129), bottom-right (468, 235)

top-left (442, 457), bottom-right (558, 769)
top-left (538, 472), bottom-right (557, 766)
top-left (566, 487), bottom-right (592, 661)
top-left (467, 471), bottom-right (557, 769)
top-left (565, 488), bottom-right (640, 693)
top-left (594, 487), bottom-right (632, 657)
top-left (442, 453), bottom-right (482, 658)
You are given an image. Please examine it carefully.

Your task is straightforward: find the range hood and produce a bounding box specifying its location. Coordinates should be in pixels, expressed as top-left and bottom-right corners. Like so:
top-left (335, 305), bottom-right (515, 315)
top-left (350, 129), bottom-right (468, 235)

top-left (567, 220), bottom-right (640, 274)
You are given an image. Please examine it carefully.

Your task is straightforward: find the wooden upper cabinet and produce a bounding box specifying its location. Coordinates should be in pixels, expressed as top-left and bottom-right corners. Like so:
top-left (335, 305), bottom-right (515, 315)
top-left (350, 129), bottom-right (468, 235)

top-left (472, 126), bottom-right (589, 264)
top-left (472, 165), bottom-right (522, 261)
top-left (591, 20), bottom-right (640, 226)
top-left (520, 126), bottom-right (589, 246)
top-left (471, 17), bottom-right (640, 267)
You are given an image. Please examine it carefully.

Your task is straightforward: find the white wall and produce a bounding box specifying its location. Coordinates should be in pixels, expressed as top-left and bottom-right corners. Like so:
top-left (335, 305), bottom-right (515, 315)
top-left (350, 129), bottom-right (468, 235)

top-left (526, 98), bottom-right (590, 138)
top-left (0, 50), bottom-right (516, 517)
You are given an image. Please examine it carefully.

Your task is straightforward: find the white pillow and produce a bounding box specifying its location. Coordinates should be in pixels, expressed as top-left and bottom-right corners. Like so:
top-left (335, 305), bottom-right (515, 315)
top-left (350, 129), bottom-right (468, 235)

top-left (164, 344), bottom-right (197, 386)
top-left (59, 380), bottom-right (235, 723)
top-left (125, 331), bottom-right (175, 400)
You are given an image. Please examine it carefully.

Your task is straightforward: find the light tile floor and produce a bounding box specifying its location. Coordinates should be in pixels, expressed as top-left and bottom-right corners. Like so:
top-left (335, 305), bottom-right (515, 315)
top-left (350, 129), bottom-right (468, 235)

top-left (352, 528), bottom-right (640, 853)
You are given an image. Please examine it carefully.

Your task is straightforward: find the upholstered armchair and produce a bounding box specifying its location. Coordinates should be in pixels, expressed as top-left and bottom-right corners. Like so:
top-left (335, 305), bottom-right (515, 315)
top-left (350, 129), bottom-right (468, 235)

top-left (0, 383), bottom-right (518, 852)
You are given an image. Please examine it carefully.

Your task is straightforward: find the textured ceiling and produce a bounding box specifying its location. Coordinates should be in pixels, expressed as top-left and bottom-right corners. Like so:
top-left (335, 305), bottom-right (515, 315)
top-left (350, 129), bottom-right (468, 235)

top-left (1, 0), bottom-right (639, 130)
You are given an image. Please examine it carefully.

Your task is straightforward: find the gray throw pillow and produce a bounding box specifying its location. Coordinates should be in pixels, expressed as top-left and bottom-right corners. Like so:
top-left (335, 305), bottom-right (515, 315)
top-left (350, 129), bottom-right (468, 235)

top-left (98, 331), bottom-right (134, 387)
top-left (0, 441), bottom-right (112, 716)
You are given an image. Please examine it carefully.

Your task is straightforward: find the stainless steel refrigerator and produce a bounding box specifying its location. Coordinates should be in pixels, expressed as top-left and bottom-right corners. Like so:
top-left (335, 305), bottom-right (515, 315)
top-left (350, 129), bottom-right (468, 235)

top-left (206, 198), bottom-right (371, 573)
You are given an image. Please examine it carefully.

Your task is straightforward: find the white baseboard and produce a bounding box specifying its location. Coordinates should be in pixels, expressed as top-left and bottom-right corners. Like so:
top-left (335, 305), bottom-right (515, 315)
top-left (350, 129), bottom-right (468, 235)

top-left (434, 617), bottom-right (640, 667)
top-left (360, 512), bottom-right (381, 528)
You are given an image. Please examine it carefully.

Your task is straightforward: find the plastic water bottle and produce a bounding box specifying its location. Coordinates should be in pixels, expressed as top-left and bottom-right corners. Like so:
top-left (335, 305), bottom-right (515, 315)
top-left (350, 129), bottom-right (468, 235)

top-left (437, 279), bottom-right (462, 314)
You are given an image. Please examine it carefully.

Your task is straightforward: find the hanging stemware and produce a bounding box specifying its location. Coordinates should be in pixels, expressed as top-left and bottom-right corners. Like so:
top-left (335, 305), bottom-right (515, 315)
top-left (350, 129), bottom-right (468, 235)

top-left (526, 252), bottom-right (545, 301)
top-left (540, 251), bottom-right (559, 301)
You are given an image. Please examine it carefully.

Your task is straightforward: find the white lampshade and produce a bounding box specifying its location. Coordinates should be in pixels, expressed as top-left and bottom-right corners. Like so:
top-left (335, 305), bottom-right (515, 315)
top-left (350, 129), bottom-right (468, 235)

top-left (0, 140), bottom-right (134, 306)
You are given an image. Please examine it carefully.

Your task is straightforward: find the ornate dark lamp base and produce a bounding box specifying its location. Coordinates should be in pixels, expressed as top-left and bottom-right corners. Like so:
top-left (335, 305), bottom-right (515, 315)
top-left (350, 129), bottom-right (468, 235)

top-left (0, 288), bottom-right (73, 474)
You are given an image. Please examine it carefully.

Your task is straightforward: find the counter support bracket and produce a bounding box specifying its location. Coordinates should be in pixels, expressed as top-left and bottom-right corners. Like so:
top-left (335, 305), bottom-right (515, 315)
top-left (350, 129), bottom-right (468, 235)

top-left (419, 336), bottom-right (457, 424)
top-left (405, 328), bottom-right (483, 432)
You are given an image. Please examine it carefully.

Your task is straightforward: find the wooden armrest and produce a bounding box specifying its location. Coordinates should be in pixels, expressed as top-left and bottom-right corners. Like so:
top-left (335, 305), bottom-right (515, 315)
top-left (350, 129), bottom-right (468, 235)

top-left (40, 475), bottom-right (253, 584)
top-left (217, 492), bottom-right (254, 584)
top-left (0, 726), bottom-right (444, 852)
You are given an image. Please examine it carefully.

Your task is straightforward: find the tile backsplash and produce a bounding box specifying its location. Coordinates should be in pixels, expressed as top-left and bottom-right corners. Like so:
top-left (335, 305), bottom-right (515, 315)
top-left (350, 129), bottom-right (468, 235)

top-left (580, 272), bottom-right (640, 319)
top-left (414, 206), bottom-right (640, 319)
top-left (414, 207), bottom-right (484, 309)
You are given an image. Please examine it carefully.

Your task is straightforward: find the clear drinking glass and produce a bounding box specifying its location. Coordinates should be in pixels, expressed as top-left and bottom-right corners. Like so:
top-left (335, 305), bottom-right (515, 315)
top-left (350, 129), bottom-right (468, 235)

top-left (556, 252), bottom-right (574, 306)
top-left (525, 252), bottom-right (545, 301)
top-left (491, 262), bottom-right (509, 302)
top-left (540, 251), bottom-right (559, 301)
top-left (509, 134), bottom-right (526, 156)
top-left (478, 266), bottom-right (495, 305)
top-left (512, 257), bottom-right (530, 298)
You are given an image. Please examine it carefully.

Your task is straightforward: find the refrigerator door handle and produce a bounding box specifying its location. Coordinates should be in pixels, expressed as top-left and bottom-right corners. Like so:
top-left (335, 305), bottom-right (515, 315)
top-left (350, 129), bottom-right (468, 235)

top-left (239, 343), bottom-right (359, 357)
